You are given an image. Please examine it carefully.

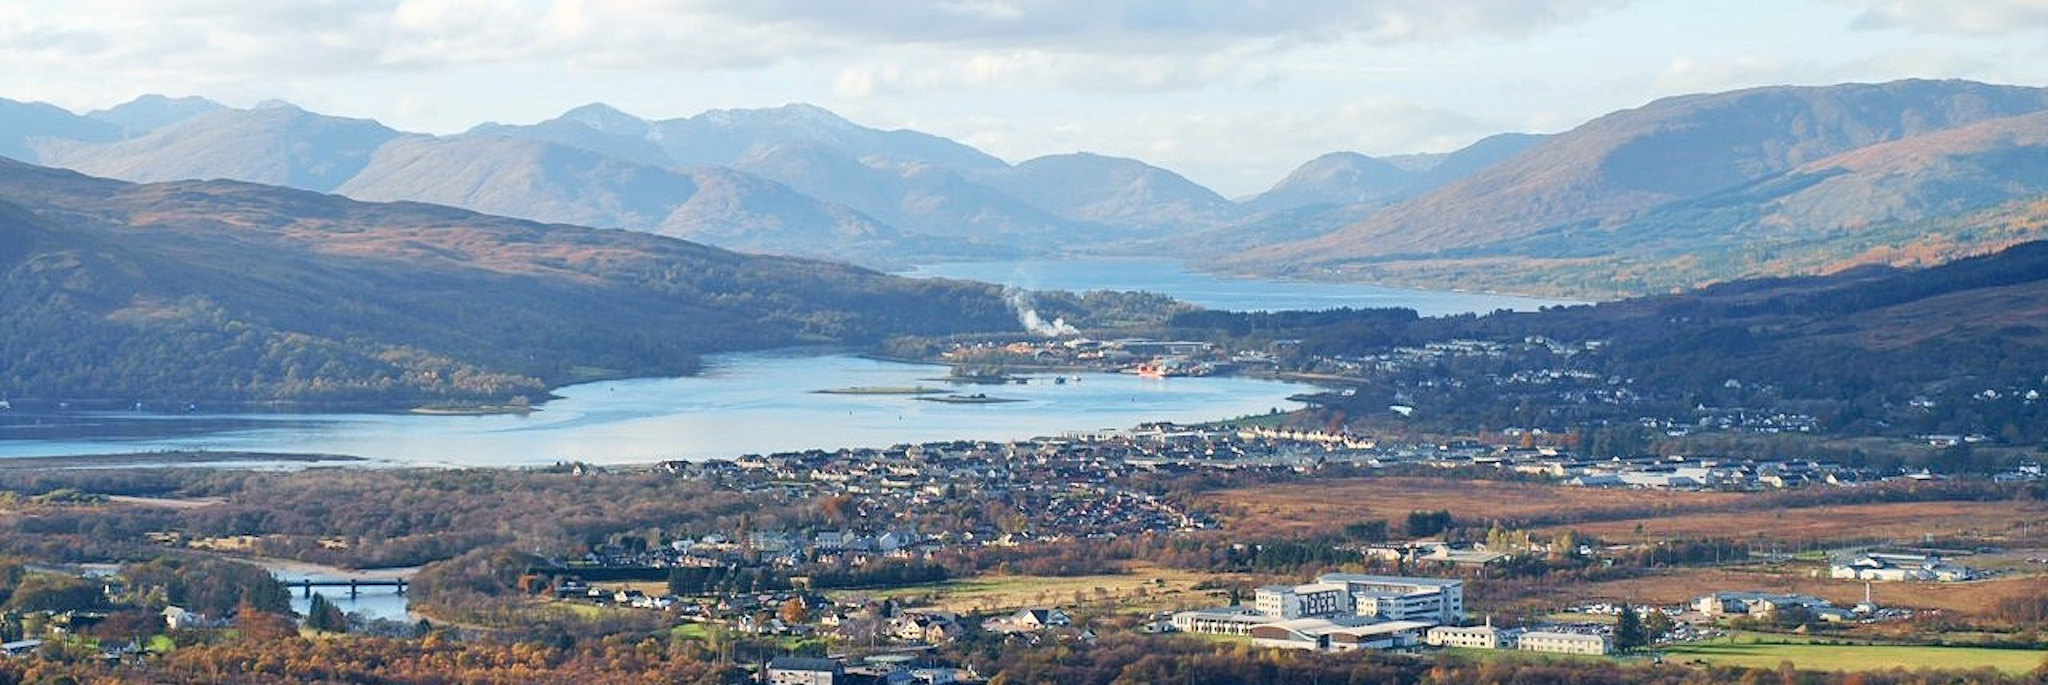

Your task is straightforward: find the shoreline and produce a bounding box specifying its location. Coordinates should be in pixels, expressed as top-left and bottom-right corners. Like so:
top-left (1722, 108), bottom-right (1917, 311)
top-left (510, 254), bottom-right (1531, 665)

top-left (0, 451), bottom-right (366, 470)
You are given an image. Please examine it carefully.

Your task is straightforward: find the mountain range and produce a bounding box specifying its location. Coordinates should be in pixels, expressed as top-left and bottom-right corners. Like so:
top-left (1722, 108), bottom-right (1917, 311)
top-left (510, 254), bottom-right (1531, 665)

top-left (5, 78), bottom-right (2048, 297)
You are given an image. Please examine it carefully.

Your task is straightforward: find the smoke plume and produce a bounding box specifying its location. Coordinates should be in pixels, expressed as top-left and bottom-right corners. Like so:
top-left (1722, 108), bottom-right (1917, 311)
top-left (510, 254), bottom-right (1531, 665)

top-left (1004, 287), bottom-right (1078, 337)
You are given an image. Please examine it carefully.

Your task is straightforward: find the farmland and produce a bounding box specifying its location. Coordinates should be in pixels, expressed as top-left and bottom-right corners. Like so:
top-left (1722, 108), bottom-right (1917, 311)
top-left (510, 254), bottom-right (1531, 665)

top-left (1660, 633), bottom-right (2048, 674)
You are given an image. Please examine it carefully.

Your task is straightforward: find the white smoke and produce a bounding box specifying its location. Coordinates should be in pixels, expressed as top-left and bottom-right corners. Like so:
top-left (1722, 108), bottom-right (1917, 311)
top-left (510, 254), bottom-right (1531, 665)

top-left (1004, 287), bottom-right (1078, 337)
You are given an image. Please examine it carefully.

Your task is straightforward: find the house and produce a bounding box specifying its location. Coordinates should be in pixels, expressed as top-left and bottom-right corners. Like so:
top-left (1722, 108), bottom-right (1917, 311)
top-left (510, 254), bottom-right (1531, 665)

top-left (981, 607), bottom-right (1071, 633)
top-left (162, 606), bottom-right (206, 630)
top-left (889, 611), bottom-right (962, 643)
top-left (767, 656), bottom-right (842, 685)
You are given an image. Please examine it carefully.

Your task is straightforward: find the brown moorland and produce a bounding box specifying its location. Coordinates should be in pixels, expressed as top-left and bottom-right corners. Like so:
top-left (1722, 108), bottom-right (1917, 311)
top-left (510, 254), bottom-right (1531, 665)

top-left (1539, 499), bottom-right (2048, 547)
top-left (1205, 477), bottom-right (1742, 537)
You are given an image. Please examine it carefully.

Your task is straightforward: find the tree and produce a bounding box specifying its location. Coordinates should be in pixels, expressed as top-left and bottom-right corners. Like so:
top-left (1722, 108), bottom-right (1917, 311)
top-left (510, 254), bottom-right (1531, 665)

top-left (1613, 605), bottom-right (1646, 652)
top-left (779, 597), bottom-right (809, 625)
top-left (1643, 609), bottom-right (1674, 645)
top-left (305, 593), bottom-right (348, 633)
top-left (1406, 510), bottom-right (1454, 538)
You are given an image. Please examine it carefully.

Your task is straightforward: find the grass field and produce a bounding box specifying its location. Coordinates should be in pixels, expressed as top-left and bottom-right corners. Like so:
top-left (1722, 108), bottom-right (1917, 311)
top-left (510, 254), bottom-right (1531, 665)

top-left (1545, 499), bottom-right (2048, 546)
top-left (1494, 565), bottom-right (2048, 620)
top-left (836, 566), bottom-right (1225, 615)
top-left (1661, 634), bottom-right (2048, 674)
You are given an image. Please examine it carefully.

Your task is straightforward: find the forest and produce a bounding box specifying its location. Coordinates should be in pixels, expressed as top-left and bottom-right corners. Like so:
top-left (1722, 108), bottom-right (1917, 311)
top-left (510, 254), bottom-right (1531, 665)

top-left (0, 163), bottom-right (1026, 405)
top-left (1166, 240), bottom-right (2048, 448)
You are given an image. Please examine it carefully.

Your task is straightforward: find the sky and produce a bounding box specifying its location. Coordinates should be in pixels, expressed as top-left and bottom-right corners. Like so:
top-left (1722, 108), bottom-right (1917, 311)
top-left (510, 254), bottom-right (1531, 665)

top-left (4, 0), bottom-right (2047, 197)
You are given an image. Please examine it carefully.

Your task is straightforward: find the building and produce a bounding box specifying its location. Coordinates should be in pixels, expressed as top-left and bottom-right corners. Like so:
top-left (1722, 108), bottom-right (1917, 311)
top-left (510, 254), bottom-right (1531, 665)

top-left (982, 607), bottom-right (1071, 633)
top-left (1517, 631), bottom-right (1610, 655)
top-left (1177, 575), bottom-right (1461, 637)
top-left (1830, 552), bottom-right (1975, 582)
top-left (1426, 624), bottom-right (1518, 650)
top-left (767, 656), bottom-right (842, 685)
top-left (1315, 574), bottom-right (1464, 624)
top-left (1694, 592), bottom-right (1841, 619)
top-left (1249, 617), bottom-right (1430, 652)
top-left (1173, 574), bottom-right (1462, 653)
top-left (1254, 582), bottom-right (1351, 619)
top-left (1170, 606), bottom-right (1267, 636)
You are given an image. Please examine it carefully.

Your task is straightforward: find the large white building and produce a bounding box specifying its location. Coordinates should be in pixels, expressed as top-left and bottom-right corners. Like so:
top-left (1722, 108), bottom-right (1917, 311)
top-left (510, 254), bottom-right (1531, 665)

top-left (1173, 574), bottom-right (1463, 653)
top-left (1315, 573), bottom-right (1464, 624)
top-left (1250, 618), bottom-right (1433, 652)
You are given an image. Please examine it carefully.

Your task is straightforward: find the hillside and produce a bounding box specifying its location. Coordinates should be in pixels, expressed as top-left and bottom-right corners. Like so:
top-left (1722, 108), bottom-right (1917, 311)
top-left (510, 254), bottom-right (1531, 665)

top-left (972, 152), bottom-right (1240, 232)
top-left (332, 135), bottom-right (897, 260)
top-left (1313, 110), bottom-right (2048, 297)
top-left (1173, 239), bottom-right (2048, 441)
top-left (1230, 80), bottom-right (2048, 297)
top-left (1242, 134), bottom-right (1545, 214)
top-left (0, 159), bottom-right (1019, 405)
top-left (38, 103), bottom-right (401, 191)
top-left (0, 97), bottom-right (120, 161)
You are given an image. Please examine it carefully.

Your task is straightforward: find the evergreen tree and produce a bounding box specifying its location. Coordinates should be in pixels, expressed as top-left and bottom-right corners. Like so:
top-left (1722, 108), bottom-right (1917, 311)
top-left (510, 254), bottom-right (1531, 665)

top-left (1613, 605), bottom-right (1646, 652)
top-left (304, 594), bottom-right (348, 633)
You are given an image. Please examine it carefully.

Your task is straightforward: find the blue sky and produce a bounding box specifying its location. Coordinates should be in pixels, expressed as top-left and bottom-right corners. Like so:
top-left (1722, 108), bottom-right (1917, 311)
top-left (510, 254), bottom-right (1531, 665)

top-left (4, 0), bottom-right (2046, 196)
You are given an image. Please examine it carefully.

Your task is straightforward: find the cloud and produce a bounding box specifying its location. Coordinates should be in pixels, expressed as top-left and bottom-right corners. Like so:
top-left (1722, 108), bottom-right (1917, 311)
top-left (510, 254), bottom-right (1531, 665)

top-left (700, 0), bottom-right (1631, 52)
top-left (1653, 55), bottom-right (1795, 94)
top-left (1830, 0), bottom-right (2048, 35)
top-left (832, 47), bottom-right (1284, 98)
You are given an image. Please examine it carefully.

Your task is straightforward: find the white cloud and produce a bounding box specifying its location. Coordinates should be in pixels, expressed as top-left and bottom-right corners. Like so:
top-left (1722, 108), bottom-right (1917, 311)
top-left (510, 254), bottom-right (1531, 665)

top-left (1831, 0), bottom-right (2048, 35)
top-left (832, 47), bottom-right (1284, 98)
top-left (1653, 55), bottom-right (1795, 94)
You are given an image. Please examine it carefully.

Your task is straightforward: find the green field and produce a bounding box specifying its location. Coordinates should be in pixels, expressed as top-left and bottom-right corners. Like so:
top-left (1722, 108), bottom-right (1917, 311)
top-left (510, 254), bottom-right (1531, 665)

top-left (1662, 636), bottom-right (2048, 674)
top-left (833, 568), bottom-right (1215, 615)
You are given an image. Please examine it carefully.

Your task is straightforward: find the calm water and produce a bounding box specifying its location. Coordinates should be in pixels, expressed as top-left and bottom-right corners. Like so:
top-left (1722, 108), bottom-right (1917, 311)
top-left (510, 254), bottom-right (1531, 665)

top-left (0, 352), bottom-right (1309, 466)
top-left (283, 579), bottom-right (414, 623)
top-left (898, 258), bottom-right (1577, 315)
top-left (0, 259), bottom-right (1561, 466)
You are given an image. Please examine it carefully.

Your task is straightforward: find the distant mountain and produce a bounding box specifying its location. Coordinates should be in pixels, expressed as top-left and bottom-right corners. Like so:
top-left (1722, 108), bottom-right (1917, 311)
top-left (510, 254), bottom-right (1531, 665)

top-left (653, 103), bottom-right (1008, 172)
top-left (1239, 152), bottom-right (1415, 213)
top-left (1402, 133), bottom-right (1546, 195)
top-left (0, 158), bottom-right (1017, 404)
top-left (38, 103), bottom-right (401, 191)
top-left (973, 152), bottom-right (1239, 232)
top-left (654, 165), bottom-right (902, 256)
top-left (1433, 110), bottom-right (2048, 294)
top-left (0, 97), bottom-right (120, 162)
top-left (1243, 134), bottom-right (1545, 215)
top-left (467, 103), bottom-right (675, 168)
top-left (86, 94), bottom-right (226, 136)
top-left (734, 140), bottom-right (1071, 245)
top-left (1225, 80), bottom-right (2048, 297)
top-left (1255, 80), bottom-right (2048, 264)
